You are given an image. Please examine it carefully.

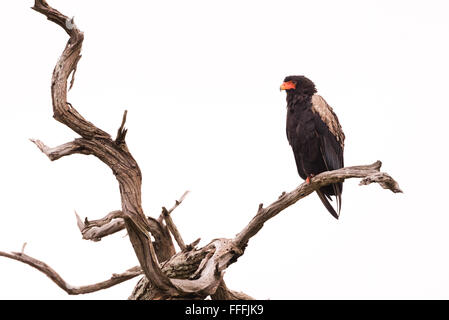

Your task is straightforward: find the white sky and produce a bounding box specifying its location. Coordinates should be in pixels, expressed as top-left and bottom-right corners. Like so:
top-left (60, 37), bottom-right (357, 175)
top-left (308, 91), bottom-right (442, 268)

top-left (0, 0), bottom-right (448, 299)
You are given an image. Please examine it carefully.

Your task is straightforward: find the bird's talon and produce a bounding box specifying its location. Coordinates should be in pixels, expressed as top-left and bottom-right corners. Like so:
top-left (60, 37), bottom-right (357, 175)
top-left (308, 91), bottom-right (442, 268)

top-left (306, 175), bottom-right (314, 184)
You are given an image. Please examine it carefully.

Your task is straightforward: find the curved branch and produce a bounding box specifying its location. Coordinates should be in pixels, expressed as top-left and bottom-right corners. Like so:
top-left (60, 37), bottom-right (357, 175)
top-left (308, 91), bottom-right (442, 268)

top-left (30, 139), bottom-right (89, 161)
top-left (75, 210), bottom-right (125, 241)
top-left (160, 191), bottom-right (190, 250)
top-left (233, 161), bottom-right (400, 248)
top-left (0, 250), bottom-right (142, 295)
top-left (32, 0), bottom-right (110, 140)
top-left (74, 209), bottom-right (175, 263)
top-left (31, 0), bottom-right (178, 295)
top-left (211, 281), bottom-right (254, 300)
top-left (158, 161), bottom-right (401, 297)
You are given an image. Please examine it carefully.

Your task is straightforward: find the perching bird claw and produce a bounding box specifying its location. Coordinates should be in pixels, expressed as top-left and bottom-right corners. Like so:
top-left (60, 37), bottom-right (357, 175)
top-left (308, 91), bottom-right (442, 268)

top-left (306, 175), bottom-right (315, 184)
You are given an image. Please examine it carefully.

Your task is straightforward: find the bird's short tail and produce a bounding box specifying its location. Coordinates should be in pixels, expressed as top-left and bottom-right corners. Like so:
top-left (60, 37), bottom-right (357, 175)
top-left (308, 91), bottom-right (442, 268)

top-left (316, 188), bottom-right (340, 219)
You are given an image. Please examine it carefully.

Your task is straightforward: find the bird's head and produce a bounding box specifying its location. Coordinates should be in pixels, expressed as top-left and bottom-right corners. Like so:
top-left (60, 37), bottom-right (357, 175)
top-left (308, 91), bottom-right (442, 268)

top-left (280, 75), bottom-right (317, 96)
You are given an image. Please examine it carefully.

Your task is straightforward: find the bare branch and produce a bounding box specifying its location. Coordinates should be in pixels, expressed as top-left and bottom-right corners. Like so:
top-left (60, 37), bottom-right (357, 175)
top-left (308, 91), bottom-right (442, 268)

top-left (211, 281), bottom-right (255, 300)
top-left (162, 210), bottom-right (186, 251)
top-left (75, 210), bottom-right (125, 241)
top-left (157, 191), bottom-right (190, 250)
top-left (359, 172), bottom-right (403, 193)
top-left (158, 191), bottom-right (190, 223)
top-left (185, 238), bottom-right (201, 251)
top-left (162, 207), bottom-right (186, 251)
top-left (32, 0), bottom-right (111, 140)
top-left (30, 139), bottom-right (87, 161)
top-left (159, 162), bottom-right (402, 298)
top-left (155, 191), bottom-right (190, 251)
top-left (125, 222), bottom-right (180, 296)
top-left (0, 251), bottom-right (142, 295)
top-left (21, 242), bottom-right (27, 255)
top-left (115, 110), bottom-right (128, 144)
top-left (167, 239), bottom-right (233, 296)
top-left (31, 0), bottom-right (178, 294)
top-left (233, 161), bottom-right (400, 248)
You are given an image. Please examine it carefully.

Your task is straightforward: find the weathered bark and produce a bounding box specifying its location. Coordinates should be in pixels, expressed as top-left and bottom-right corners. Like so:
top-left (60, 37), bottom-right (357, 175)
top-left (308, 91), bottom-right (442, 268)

top-left (0, 250), bottom-right (143, 295)
top-left (0, 0), bottom-right (402, 300)
top-left (30, 0), bottom-right (179, 297)
top-left (211, 281), bottom-right (255, 300)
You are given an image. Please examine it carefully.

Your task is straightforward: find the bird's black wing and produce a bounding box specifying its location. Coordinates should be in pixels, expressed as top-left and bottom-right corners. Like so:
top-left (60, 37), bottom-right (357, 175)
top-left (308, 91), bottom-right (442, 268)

top-left (286, 111), bottom-right (307, 180)
top-left (311, 95), bottom-right (345, 217)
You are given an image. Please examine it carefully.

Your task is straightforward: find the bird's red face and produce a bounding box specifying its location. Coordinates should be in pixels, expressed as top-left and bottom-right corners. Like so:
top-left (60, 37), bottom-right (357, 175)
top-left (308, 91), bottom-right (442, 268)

top-left (280, 80), bottom-right (296, 91)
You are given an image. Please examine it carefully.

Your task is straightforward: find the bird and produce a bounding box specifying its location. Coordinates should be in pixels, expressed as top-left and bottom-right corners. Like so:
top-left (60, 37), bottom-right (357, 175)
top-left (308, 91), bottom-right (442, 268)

top-left (280, 75), bottom-right (345, 219)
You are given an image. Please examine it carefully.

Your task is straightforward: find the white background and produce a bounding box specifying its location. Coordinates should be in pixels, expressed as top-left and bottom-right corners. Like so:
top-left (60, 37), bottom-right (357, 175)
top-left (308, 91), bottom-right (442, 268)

top-left (0, 0), bottom-right (448, 299)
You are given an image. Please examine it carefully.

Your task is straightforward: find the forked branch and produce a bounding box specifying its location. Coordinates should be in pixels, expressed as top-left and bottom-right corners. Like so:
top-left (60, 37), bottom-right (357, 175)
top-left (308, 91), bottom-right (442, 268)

top-left (0, 0), bottom-right (402, 300)
top-left (233, 160), bottom-right (401, 248)
top-left (75, 210), bottom-right (125, 241)
top-left (0, 250), bottom-right (142, 295)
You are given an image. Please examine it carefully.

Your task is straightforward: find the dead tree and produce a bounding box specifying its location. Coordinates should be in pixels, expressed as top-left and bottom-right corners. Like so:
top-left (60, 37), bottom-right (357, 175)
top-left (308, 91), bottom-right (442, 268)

top-left (0, 0), bottom-right (402, 300)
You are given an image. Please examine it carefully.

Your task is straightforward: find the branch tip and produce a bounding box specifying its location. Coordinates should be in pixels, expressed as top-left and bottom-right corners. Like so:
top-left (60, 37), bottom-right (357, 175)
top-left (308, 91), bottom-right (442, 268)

top-left (115, 110), bottom-right (128, 144)
top-left (21, 242), bottom-right (27, 255)
top-left (0, 250), bottom-right (142, 295)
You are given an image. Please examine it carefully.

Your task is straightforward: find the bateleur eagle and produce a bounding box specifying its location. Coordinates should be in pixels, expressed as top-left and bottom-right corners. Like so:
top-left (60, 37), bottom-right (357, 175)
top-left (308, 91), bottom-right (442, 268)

top-left (281, 75), bottom-right (345, 219)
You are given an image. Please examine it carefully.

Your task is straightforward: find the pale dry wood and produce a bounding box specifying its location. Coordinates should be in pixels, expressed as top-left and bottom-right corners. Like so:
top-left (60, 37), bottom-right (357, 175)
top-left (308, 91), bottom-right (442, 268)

top-left (133, 161), bottom-right (401, 298)
top-left (30, 139), bottom-right (89, 160)
top-left (211, 281), bottom-right (255, 300)
top-left (359, 172), bottom-right (403, 193)
top-left (160, 191), bottom-right (190, 250)
top-left (75, 210), bottom-right (125, 241)
top-left (162, 207), bottom-right (186, 250)
top-left (233, 160), bottom-right (399, 248)
top-left (31, 0), bottom-right (179, 295)
top-left (157, 191), bottom-right (190, 223)
top-left (0, 250), bottom-right (143, 295)
top-left (115, 110), bottom-right (128, 144)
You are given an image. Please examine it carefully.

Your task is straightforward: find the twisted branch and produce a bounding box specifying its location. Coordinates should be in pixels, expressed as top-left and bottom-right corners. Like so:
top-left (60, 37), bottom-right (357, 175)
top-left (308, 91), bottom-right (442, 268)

top-left (233, 160), bottom-right (400, 248)
top-left (0, 0), bottom-right (403, 300)
top-left (160, 191), bottom-right (190, 250)
top-left (75, 210), bottom-right (125, 241)
top-left (30, 0), bottom-right (178, 296)
top-left (0, 250), bottom-right (142, 295)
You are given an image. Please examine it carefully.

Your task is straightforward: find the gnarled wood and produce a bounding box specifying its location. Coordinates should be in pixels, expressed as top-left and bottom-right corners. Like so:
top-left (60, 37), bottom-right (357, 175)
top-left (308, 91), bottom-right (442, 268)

top-left (0, 250), bottom-right (143, 295)
top-left (0, 1), bottom-right (402, 300)
top-left (75, 210), bottom-right (125, 242)
top-left (31, 0), bottom-right (179, 296)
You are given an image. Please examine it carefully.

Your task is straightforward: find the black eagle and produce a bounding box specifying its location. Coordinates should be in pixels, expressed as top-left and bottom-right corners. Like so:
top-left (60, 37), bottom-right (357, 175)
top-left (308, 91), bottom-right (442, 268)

top-left (281, 75), bottom-right (345, 219)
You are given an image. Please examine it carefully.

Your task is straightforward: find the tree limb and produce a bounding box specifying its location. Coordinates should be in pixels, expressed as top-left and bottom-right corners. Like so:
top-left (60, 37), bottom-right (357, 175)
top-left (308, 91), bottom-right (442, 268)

top-left (31, 0), bottom-right (178, 295)
top-left (151, 161), bottom-right (402, 298)
top-left (233, 161), bottom-right (400, 248)
top-left (30, 139), bottom-right (88, 161)
top-left (162, 207), bottom-right (186, 250)
top-left (211, 281), bottom-right (254, 300)
top-left (75, 210), bottom-right (125, 241)
top-left (359, 172), bottom-right (403, 193)
top-left (160, 191), bottom-right (190, 250)
top-left (158, 191), bottom-right (190, 223)
top-left (115, 110), bottom-right (128, 145)
top-left (0, 250), bottom-right (142, 295)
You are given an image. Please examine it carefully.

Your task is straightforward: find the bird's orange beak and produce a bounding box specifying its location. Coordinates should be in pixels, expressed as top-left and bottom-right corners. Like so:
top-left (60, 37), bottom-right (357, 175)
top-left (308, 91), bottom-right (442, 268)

top-left (280, 81), bottom-right (296, 91)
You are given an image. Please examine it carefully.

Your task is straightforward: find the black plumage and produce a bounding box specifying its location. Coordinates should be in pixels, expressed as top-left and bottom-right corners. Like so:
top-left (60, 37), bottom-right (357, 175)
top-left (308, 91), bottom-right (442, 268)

top-left (281, 75), bottom-right (345, 219)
